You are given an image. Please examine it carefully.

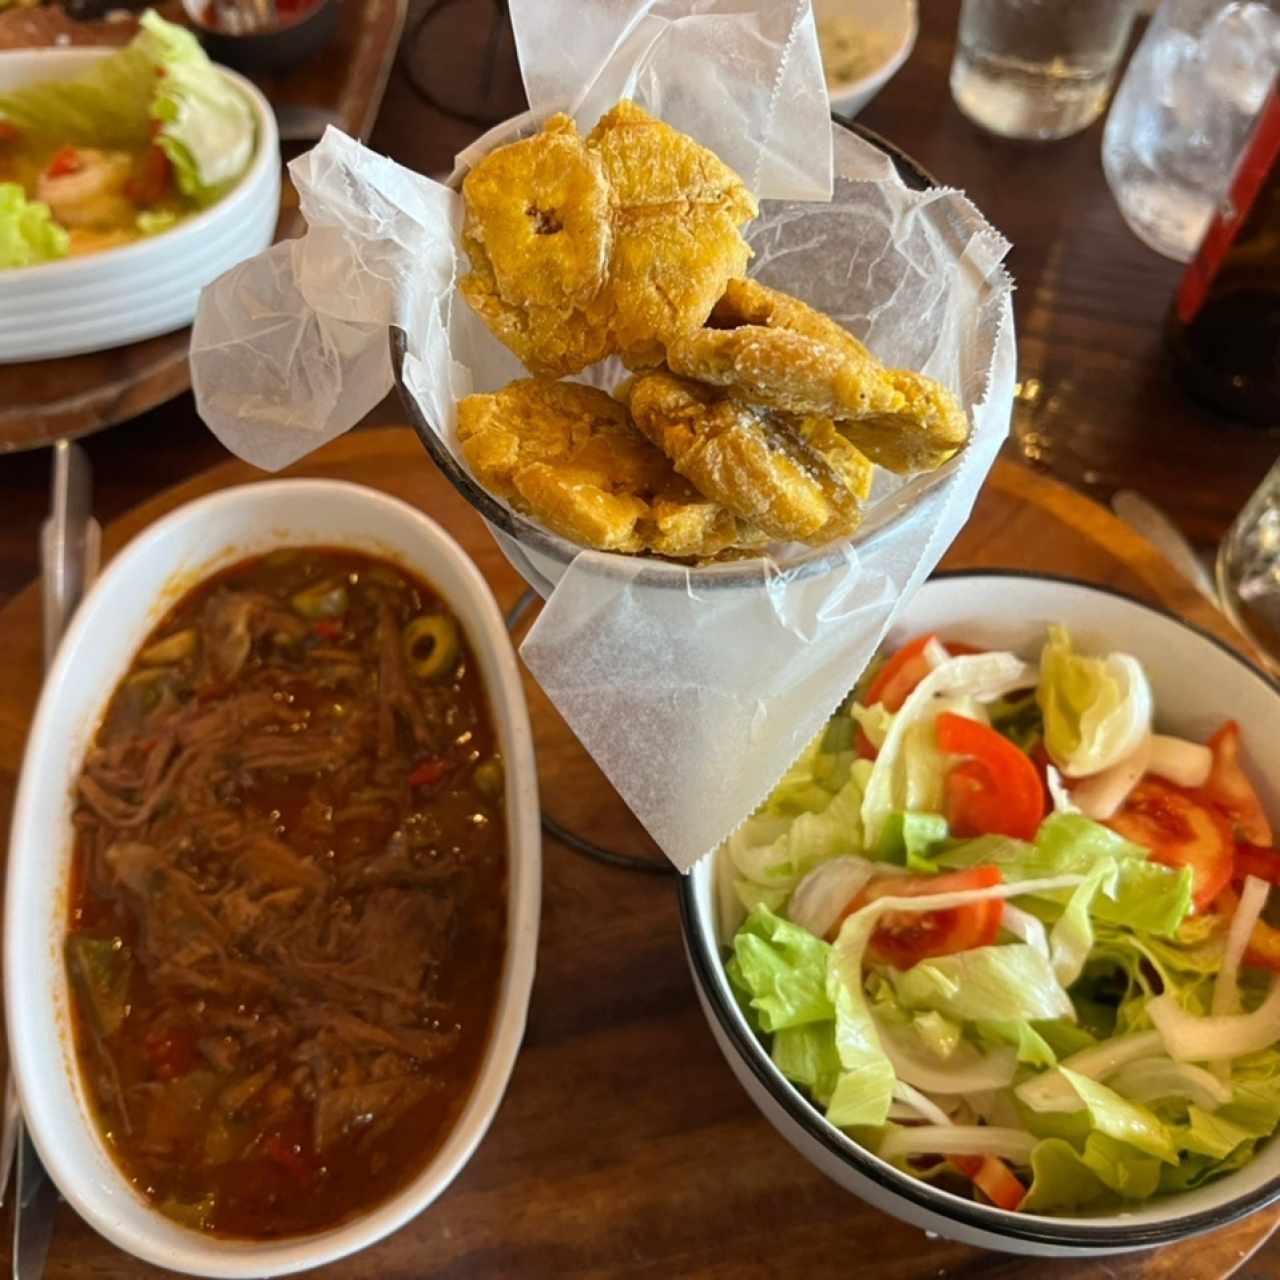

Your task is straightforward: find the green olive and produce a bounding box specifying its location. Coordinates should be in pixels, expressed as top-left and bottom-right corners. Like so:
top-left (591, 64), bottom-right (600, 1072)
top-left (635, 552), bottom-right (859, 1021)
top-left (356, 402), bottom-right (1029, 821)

top-left (291, 580), bottom-right (348, 620)
top-left (403, 614), bottom-right (460, 680)
top-left (474, 757), bottom-right (504, 798)
top-left (139, 628), bottom-right (198, 665)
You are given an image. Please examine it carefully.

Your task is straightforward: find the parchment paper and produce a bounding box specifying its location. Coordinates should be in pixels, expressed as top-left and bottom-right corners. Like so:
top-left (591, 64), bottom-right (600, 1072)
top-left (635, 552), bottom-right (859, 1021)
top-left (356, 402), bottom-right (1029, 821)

top-left (189, 0), bottom-right (1015, 871)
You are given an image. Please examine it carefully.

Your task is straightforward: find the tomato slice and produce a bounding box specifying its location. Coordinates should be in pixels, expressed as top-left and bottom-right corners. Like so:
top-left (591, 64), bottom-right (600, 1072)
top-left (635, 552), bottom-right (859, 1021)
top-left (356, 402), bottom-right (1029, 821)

top-left (1203, 722), bottom-right (1273, 846)
top-left (834, 866), bottom-right (1004, 969)
top-left (856, 637), bottom-right (984, 759)
top-left (937, 712), bottom-right (1046, 842)
top-left (1235, 844), bottom-right (1280, 886)
top-left (1214, 884), bottom-right (1280, 971)
top-left (951, 1155), bottom-right (1025, 1211)
top-left (1107, 778), bottom-right (1235, 912)
top-left (408, 757), bottom-right (449, 787)
top-left (144, 1026), bottom-right (197, 1081)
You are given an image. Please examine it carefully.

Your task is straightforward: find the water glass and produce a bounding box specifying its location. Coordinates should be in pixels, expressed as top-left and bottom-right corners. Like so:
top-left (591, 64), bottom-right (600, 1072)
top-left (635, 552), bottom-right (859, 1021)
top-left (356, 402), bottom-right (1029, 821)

top-left (1103, 0), bottom-right (1280, 262)
top-left (1219, 456), bottom-right (1280, 673)
top-left (950, 0), bottom-right (1139, 141)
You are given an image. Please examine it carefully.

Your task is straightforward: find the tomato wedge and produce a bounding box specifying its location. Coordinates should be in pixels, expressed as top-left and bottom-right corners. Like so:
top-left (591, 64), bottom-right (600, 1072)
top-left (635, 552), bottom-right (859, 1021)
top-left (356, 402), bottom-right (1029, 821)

top-left (833, 866), bottom-right (1004, 969)
top-left (1203, 722), bottom-right (1273, 846)
top-left (937, 712), bottom-right (1046, 842)
top-left (1235, 844), bottom-right (1280, 886)
top-left (1214, 885), bottom-right (1280, 972)
top-left (1107, 778), bottom-right (1235, 912)
top-left (951, 1155), bottom-right (1025, 1211)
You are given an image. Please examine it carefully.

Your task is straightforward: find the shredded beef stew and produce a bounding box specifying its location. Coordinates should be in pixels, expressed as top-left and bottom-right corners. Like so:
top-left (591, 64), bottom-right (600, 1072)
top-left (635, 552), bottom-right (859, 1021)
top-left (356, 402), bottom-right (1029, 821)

top-left (65, 548), bottom-right (508, 1238)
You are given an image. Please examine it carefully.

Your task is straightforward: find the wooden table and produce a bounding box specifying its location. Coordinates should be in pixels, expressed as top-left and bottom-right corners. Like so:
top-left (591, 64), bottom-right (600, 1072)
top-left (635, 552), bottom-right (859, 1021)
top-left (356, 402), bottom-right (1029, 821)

top-left (0, 433), bottom-right (1276, 1279)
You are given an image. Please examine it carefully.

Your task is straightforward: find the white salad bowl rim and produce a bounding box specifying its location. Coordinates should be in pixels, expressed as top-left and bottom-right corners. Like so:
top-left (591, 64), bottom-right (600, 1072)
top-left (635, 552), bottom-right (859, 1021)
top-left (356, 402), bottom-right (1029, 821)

top-left (677, 570), bottom-right (1280, 1255)
top-left (5, 479), bottom-right (541, 1276)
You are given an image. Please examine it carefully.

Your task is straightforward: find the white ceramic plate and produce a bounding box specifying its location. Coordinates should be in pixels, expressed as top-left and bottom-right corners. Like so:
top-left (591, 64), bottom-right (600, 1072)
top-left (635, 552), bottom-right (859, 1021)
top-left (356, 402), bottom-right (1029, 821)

top-left (5, 480), bottom-right (541, 1277)
top-left (679, 572), bottom-right (1280, 1256)
top-left (0, 47), bottom-right (279, 363)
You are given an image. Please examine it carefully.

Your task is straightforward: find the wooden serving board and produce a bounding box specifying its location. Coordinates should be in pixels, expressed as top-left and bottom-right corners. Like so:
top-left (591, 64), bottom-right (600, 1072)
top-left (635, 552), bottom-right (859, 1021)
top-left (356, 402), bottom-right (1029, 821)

top-left (0, 0), bottom-right (406, 452)
top-left (0, 436), bottom-right (1274, 1279)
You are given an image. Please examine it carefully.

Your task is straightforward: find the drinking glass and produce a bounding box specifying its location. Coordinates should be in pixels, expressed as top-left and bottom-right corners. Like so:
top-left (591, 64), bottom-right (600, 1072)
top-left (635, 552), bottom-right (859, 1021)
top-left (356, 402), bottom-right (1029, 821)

top-left (1103, 0), bottom-right (1280, 263)
top-left (950, 0), bottom-right (1139, 141)
top-left (1218, 456), bottom-right (1280, 673)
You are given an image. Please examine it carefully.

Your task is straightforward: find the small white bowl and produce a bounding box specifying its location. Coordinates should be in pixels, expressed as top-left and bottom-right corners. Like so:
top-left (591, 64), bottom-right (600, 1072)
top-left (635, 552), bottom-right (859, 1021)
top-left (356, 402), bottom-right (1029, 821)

top-left (5, 480), bottom-right (541, 1277)
top-left (815, 0), bottom-right (918, 118)
top-left (679, 572), bottom-right (1280, 1256)
top-left (0, 47), bottom-right (279, 363)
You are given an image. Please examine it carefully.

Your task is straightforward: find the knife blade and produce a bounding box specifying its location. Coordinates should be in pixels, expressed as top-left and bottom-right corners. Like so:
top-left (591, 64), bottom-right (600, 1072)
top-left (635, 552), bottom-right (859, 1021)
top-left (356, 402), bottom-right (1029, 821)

top-left (6, 440), bottom-right (101, 1279)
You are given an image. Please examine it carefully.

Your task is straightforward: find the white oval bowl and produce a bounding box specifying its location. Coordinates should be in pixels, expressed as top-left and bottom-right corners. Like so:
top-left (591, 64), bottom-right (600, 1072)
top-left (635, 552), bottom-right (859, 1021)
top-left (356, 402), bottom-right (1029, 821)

top-left (815, 0), bottom-right (918, 118)
top-left (5, 480), bottom-right (541, 1277)
top-left (0, 47), bottom-right (279, 362)
top-left (679, 572), bottom-right (1280, 1256)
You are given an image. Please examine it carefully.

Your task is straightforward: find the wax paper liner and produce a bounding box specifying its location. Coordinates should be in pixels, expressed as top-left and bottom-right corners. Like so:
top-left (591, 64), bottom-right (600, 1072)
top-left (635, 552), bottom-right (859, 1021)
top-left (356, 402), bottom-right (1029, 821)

top-left (188, 1), bottom-right (1015, 872)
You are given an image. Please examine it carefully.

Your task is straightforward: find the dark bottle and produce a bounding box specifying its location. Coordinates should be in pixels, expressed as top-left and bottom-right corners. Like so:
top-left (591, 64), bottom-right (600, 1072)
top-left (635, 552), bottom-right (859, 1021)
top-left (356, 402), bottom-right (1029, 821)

top-left (1167, 80), bottom-right (1280, 427)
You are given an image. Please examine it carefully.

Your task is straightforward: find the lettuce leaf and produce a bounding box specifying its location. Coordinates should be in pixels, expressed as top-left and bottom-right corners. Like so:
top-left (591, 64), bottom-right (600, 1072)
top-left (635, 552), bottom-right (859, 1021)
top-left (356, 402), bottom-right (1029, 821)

top-left (876, 811), bottom-right (948, 872)
top-left (729, 906), bottom-right (833, 1032)
top-left (1057, 1068), bottom-right (1179, 1164)
top-left (893, 944), bottom-right (1075, 1024)
top-left (939, 814), bottom-right (1193, 938)
top-left (1037, 625), bottom-right (1153, 778)
top-left (137, 11), bottom-right (255, 203)
top-left (772, 1023), bottom-right (841, 1106)
top-left (0, 183), bottom-right (68, 268)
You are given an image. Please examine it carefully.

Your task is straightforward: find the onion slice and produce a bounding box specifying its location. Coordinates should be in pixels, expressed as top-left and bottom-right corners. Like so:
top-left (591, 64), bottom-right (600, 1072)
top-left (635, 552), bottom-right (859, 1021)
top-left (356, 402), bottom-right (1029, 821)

top-left (1001, 903), bottom-right (1050, 958)
top-left (1106, 1057), bottom-right (1233, 1111)
top-left (1015, 1031), bottom-right (1164, 1112)
top-left (1149, 978), bottom-right (1280, 1061)
top-left (787, 857), bottom-right (875, 940)
top-left (1213, 875), bottom-right (1270, 1020)
top-left (880, 1125), bottom-right (1037, 1166)
top-left (879, 1022), bottom-right (1018, 1095)
top-left (892, 1080), bottom-right (953, 1127)
top-left (1148, 734), bottom-right (1214, 789)
top-left (1071, 735), bottom-right (1152, 821)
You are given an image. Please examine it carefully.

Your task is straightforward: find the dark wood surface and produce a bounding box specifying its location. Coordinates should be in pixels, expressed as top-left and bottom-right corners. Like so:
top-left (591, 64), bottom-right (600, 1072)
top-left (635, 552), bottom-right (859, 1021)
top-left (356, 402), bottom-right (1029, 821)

top-left (0, 436), bottom-right (1275, 1278)
top-left (0, 0), bottom-right (406, 449)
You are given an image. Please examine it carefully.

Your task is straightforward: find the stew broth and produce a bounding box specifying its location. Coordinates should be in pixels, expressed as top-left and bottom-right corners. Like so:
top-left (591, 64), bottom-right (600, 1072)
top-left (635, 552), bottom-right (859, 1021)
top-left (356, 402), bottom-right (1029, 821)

top-left (65, 548), bottom-right (508, 1238)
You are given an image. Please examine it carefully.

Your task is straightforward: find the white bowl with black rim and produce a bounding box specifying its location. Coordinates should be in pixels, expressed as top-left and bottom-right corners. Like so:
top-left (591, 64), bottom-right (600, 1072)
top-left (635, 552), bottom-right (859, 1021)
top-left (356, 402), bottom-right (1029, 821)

top-left (677, 571), bottom-right (1280, 1256)
top-left (5, 479), bottom-right (541, 1277)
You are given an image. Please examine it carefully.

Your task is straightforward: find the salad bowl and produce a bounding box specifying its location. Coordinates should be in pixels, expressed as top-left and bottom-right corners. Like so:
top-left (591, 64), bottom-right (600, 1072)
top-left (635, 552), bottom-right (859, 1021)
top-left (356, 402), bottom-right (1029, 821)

top-left (679, 571), bottom-right (1280, 1256)
top-left (0, 43), bottom-right (279, 363)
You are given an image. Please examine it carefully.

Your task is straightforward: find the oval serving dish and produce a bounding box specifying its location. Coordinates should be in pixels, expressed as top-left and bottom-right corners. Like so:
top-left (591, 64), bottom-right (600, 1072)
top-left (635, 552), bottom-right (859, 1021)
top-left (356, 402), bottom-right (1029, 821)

top-left (679, 572), bottom-right (1280, 1257)
top-left (5, 479), bottom-right (540, 1277)
top-left (0, 47), bottom-right (279, 364)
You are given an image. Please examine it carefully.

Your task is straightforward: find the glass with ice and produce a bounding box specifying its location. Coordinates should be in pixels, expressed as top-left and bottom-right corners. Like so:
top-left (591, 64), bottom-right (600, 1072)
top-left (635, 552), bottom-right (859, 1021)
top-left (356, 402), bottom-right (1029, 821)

top-left (1104, 0), bottom-right (1280, 262)
top-left (950, 0), bottom-right (1138, 141)
top-left (1219, 456), bottom-right (1280, 674)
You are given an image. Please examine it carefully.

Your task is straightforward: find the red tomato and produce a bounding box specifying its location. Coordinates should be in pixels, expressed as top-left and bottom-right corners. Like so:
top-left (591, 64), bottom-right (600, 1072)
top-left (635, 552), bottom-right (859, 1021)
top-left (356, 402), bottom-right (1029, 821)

top-left (144, 1027), bottom-right (197, 1081)
top-left (311, 620), bottom-right (344, 639)
top-left (45, 145), bottom-right (81, 178)
top-left (1214, 885), bottom-right (1280, 972)
top-left (951, 1155), bottom-right (1025, 1211)
top-left (833, 866), bottom-right (1004, 969)
top-left (124, 143), bottom-right (172, 205)
top-left (856, 637), bottom-right (983, 759)
top-left (1235, 844), bottom-right (1280, 886)
top-left (937, 712), bottom-right (1046, 842)
top-left (1107, 779), bottom-right (1235, 912)
top-left (1203, 722), bottom-right (1273, 846)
